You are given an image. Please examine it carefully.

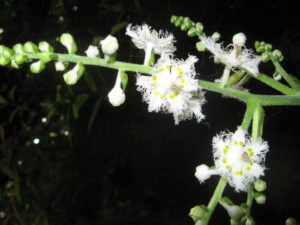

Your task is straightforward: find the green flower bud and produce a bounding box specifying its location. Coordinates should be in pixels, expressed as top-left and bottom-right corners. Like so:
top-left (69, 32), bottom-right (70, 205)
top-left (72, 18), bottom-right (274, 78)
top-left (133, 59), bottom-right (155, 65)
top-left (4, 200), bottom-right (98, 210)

top-left (189, 205), bottom-right (207, 222)
top-left (254, 179), bottom-right (267, 192)
top-left (265, 43), bottom-right (272, 52)
top-left (0, 55), bottom-right (11, 66)
top-left (286, 218), bottom-right (299, 225)
top-left (230, 218), bottom-right (239, 225)
top-left (174, 16), bottom-right (184, 27)
top-left (14, 54), bottom-right (29, 64)
top-left (39, 41), bottom-right (54, 52)
top-left (13, 43), bottom-right (25, 54)
top-left (30, 60), bottom-right (46, 73)
top-left (63, 63), bottom-right (85, 85)
top-left (212, 32), bottom-right (221, 41)
top-left (60, 33), bottom-right (77, 54)
top-left (10, 59), bottom-right (20, 69)
top-left (195, 22), bottom-right (204, 31)
top-left (187, 28), bottom-right (198, 37)
top-left (254, 41), bottom-right (261, 50)
top-left (261, 52), bottom-right (271, 62)
top-left (196, 42), bottom-right (206, 52)
top-left (1, 47), bottom-right (14, 58)
top-left (272, 49), bottom-right (283, 62)
top-left (254, 192), bottom-right (266, 204)
top-left (24, 41), bottom-right (39, 53)
top-left (170, 15), bottom-right (178, 24)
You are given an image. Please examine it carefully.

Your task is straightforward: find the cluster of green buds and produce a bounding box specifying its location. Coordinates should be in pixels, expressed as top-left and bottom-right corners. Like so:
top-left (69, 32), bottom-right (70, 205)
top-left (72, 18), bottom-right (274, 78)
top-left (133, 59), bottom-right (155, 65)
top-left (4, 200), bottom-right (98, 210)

top-left (170, 16), bottom-right (205, 37)
top-left (255, 41), bottom-right (284, 63)
top-left (0, 40), bottom-right (57, 73)
top-left (285, 218), bottom-right (300, 225)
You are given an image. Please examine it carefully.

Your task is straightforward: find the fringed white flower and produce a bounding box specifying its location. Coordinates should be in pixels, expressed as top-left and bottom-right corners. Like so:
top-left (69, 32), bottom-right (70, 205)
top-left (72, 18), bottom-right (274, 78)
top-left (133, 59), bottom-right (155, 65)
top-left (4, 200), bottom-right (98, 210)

top-left (200, 33), bottom-right (261, 76)
top-left (126, 24), bottom-right (176, 65)
top-left (136, 54), bottom-right (206, 125)
top-left (195, 127), bottom-right (269, 192)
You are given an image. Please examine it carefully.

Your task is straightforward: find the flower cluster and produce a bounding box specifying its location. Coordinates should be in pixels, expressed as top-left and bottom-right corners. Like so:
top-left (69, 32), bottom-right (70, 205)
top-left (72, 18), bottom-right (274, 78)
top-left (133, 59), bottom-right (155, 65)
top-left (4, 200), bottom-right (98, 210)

top-left (200, 33), bottom-right (261, 76)
top-left (195, 127), bottom-right (268, 192)
top-left (136, 54), bottom-right (206, 125)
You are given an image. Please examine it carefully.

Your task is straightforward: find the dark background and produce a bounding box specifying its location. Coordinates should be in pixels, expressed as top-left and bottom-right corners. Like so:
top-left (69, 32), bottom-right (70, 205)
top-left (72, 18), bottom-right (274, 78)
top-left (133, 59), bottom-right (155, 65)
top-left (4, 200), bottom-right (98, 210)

top-left (1, 0), bottom-right (300, 225)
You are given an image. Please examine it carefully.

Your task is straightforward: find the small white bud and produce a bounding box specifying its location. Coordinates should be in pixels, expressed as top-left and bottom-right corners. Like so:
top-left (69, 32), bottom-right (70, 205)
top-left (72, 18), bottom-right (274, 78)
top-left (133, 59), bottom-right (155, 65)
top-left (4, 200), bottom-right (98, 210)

top-left (232, 33), bottom-right (246, 46)
top-left (108, 72), bottom-right (125, 107)
top-left (63, 63), bottom-right (85, 85)
top-left (100, 35), bottom-right (119, 55)
top-left (55, 61), bottom-right (68, 71)
top-left (195, 164), bottom-right (215, 183)
top-left (0, 28), bottom-right (3, 34)
top-left (85, 45), bottom-right (100, 57)
top-left (33, 138), bottom-right (40, 144)
top-left (39, 41), bottom-right (54, 52)
top-left (254, 193), bottom-right (266, 204)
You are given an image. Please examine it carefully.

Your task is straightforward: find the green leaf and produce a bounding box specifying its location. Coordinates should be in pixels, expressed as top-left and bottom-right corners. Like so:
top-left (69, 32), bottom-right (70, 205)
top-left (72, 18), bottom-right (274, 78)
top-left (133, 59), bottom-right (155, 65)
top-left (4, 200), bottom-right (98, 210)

top-left (72, 94), bottom-right (89, 118)
top-left (110, 21), bottom-right (128, 35)
top-left (84, 71), bottom-right (98, 92)
top-left (88, 96), bottom-right (103, 133)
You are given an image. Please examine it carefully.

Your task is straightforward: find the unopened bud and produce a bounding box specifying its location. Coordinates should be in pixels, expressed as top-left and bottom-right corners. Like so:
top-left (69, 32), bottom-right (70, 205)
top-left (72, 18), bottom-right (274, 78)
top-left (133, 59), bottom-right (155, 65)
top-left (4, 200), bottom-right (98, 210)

top-left (13, 43), bottom-right (25, 54)
top-left (189, 205), bottom-right (207, 222)
top-left (30, 60), bottom-right (46, 73)
top-left (254, 179), bottom-right (266, 192)
top-left (55, 61), bottom-right (69, 71)
top-left (100, 35), bottom-right (119, 55)
top-left (24, 41), bottom-right (39, 53)
top-left (85, 45), bottom-right (100, 57)
top-left (254, 192), bottom-right (266, 204)
top-left (60, 33), bottom-right (77, 54)
top-left (196, 42), bottom-right (206, 52)
top-left (0, 55), bottom-right (10, 66)
top-left (212, 32), bottom-right (221, 41)
top-left (63, 63), bottom-right (85, 85)
top-left (232, 33), bottom-right (246, 46)
top-left (108, 71), bottom-right (125, 106)
top-left (39, 41), bottom-right (54, 52)
top-left (286, 218), bottom-right (299, 225)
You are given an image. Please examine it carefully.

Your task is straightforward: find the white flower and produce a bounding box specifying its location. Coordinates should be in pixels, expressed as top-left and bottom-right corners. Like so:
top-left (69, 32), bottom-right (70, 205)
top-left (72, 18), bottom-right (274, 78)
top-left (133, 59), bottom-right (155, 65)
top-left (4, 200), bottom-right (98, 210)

top-left (100, 35), bottom-right (119, 55)
top-left (212, 127), bottom-right (268, 192)
top-left (126, 24), bottom-right (176, 65)
top-left (200, 33), bottom-right (261, 75)
top-left (85, 45), bottom-right (99, 57)
top-left (136, 55), bottom-right (206, 125)
top-left (108, 71), bottom-right (126, 107)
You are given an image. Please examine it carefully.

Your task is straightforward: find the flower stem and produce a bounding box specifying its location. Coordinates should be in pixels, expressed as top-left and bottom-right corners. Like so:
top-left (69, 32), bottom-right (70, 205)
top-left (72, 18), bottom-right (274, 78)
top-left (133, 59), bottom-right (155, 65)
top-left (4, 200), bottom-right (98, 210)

top-left (202, 176), bottom-right (227, 225)
top-left (241, 100), bottom-right (258, 131)
top-left (272, 59), bottom-right (300, 91)
top-left (247, 103), bottom-right (264, 214)
top-left (220, 66), bottom-right (231, 87)
top-left (254, 73), bottom-right (298, 95)
top-left (26, 53), bottom-right (153, 74)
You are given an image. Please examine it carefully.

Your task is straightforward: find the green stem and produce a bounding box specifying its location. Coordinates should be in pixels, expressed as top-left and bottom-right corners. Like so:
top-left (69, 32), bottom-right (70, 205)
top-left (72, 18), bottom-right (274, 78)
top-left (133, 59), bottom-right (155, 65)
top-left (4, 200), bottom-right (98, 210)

top-left (241, 100), bottom-right (258, 131)
top-left (247, 104), bottom-right (264, 214)
top-left (202, 177), bottom-right (227, 225)
top-left (26, 53), bottom-right (153, 74)
top-left (198, 80), bottom-right (300, 106)
top-left (220, 66), bottom-right (231, 87)
top-left (254, 73), bottom-right (298, 95)
top-left (272, 59), bottom-right (300, 91)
